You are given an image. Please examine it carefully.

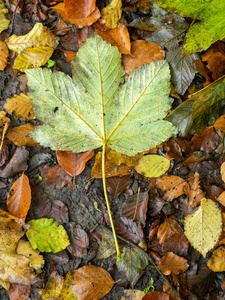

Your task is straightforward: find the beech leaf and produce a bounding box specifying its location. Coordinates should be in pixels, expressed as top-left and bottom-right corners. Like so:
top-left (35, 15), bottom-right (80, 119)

top-left (25, 33), bottom-right (177, 156)
top-left (101, 0), bottom-right (122, 29)
top-left (0, 0), bottom-right (10, 33)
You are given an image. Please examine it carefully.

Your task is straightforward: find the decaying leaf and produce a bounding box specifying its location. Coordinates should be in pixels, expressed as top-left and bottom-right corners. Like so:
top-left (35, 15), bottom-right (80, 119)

top-left (207, 247), bottom-right (225, 272)
top-left (0, 0), bottom-right (10, 33)
top-left (0, 40), bottom-right (8, 70)
top-left (38, 271), bottom-right (64, 299)
top-left (66, 223), bottom-right (89, 258)
top-left (123, 40), bottom-right (165, 75)
top-left (121, 289), bottom-right (144, 300)
top-left (41, 165), bottom-right (72, 188)
top-left (26, 218), bottom-right (70, 253)
top-left (184, 198), bottom-right (222, 257)
top-left (106, 174), bottom-right (133, 197)
top-left (6, 123), bottom-right (37, 147)
top-left (4, 94), bottom-right (34, 121)
top-left (142, 291), bottom-right (169, 300)
top-left (158, 252), bottom-right (189, 275)
top-left (101, 0), bottom-right (122, 29)
top-left (135, 155), bottom-right (170, 178)
top-left (156, 175), bottom-right (186, 201)
top-left (7, 173), bottom-right (31, 221)
top-left (184, 172), bottom-right (205, 209)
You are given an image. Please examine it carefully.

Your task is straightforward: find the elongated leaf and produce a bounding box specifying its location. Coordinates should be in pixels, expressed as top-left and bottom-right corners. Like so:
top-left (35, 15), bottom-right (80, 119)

top-left (184, 198), bottom-right (222, 257)
top-left (26, 34), bottom-right (177, 157)
top-left (0, 0), bottom-right (10, 33)
top-left (135, 154), bottom-right (170, 177)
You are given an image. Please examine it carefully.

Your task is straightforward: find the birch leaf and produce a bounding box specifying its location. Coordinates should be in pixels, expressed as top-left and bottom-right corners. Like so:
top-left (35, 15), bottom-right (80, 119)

top-left (25, 33), bottom-right (177, 157)
top-left (184, 198), bottom-right (222, 257)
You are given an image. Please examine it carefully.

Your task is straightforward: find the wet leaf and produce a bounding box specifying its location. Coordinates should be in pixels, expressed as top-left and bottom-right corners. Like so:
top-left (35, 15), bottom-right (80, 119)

top-left (71, 265), bottom-right (114, 300)
top-left (94, 22), bottom-right (131, 54)
top-left (7, 173), bottom-right (31, 221)
top-left (56, 149), bottom-right (94, 177)
top-left (184, 198), bottom-right (222, 257)
top-left (0, 0), bottom-right (10, 33)
top-left (156, 175), bottom-right (186, 201)
top-left (207, 247), bottom-right (225, 272)
top-left (0, 40), bottom-right (8, 70)
top-left (101, 0), bottom-right (122, 29)
top-left (135, 155), bottom-right (170, 178)
top-left (123, 40), bottom-right (165, 75)
top-left (155, 0), bottom-right (225, 55)
top-left (4, 94), bottom-right (34, 121)
top-left (158, 252), bottom-right (188, 275)
top-left (26, 218), bottom-right (70, 253)
top-left (106, 174), bottom-right (133, 197)
top-left (41, 165), bottom-right (72, 188)
top-left (122, 192), bottom-right (148, 226)
top-left (93, 226), bottom-right (116, 259)
top-left (6, 123), bottom-right (37, 147)
top-left (66, 223), bottom-right (89, 258)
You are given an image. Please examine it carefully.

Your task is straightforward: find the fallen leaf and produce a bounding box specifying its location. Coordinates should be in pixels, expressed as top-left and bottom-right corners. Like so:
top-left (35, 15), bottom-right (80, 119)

top-left (207, 247), bottom-right (225, 272)
top-left (66, 223), bottom-right (89, 258)
top-left (184, 172), bottom-right (204, 209)
top-left (20, 0), bottom-right (48, 21)
top-left (106, 174), bottom-right (133, 197)
top-left (221, 162), bottom-right (225, 183)
top-left (6, 124), bottom-right (37, 147)
top-left (158, 252), bottom-right (188, 275)
top-left (26, 218), bottom-right (70, 253)
top-left (38, 271), bottom-right (64, 299)
top-left (217, 191), bottom-right (225, 207)
top-left (163, 282), bottom-right (181, 300)
top-left (184, 198), bottom-right (222, 257)
top-left (214, 114), bottom-right (225, 132)
top-left (78, 26), bottom-right (95, 47)
top-left (123, 40), bottom-right (165, 74)
top-left (0, 40), bottom-right (8, 70)
top-left (94, 22), bottom-right (131, 54)
top-left (64, 0), bottom-right (95, 19)
top-left (0, 111), bottom-right (10, 126)
top-left (161, 233), bottom-right (189, 256)
top-left (7, 173), bottom-right (31, 221)
top-left (4, 94), bottom-right (34, 121)
top-left (156, 175), bottom-right (186, 201)
top-left (122, 192), bottom-right (148, 226)
top-left (191, 127), bottom-right (219, 153)
top-left (93, 226), bottom-right (116, 259)
top-left (8, 284), bottom-right (31, 300)
top-left (71, 265), bottom-right (114, 300)
top-left (0, 0), bottom-right (10, 33)
top-left (48, 200), bottom-right (69, 224)
top-left (101, 0), bottom-right (122, 29)
top-left (41, 165), bottom-right (72, 188)
top-left (121, 289), bottom-right (144, 300)
top-left (142, 291), bottom-right (169, 300)
top-left (0, 140), bottom-right (9, 167)
top-left (56, 149), bottom-right (94, 177)
top-left (135, 155), bottom-right (170, 178)
top-left (157, 217), bottom-right (183, 245)
top-left (63, 50), bottom-right (77, 62)
top-left (148, 196), bottom-right (165, 217)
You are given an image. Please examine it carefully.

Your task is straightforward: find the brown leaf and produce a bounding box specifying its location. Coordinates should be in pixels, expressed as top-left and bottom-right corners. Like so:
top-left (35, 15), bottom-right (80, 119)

top-left (161, 233), bottom-right (189, 256)
top-left (184, 172), bottom-right (204, 209)
top-left (193, 59), bottom-right (212, 87)
top-left (217, 191), bottom-right (225, 207)
top-left (64, 0), bottom-right (95, 19)
top-left (214, 114), bottom-right (225, 132)
top-left (181, 151), bottom-right (206, 168)
top-left (0, 147), bottom-right (29, 178)
top-left (191, 127), bottom-right (219, 153)
top-left (106, 174), bottom-right (133, 197)
top-left (158, 252), bottom-right (189, 275)
top-left (0, 40), bottom-right (8, 71)
top-left (163, 282), bottom-right (181, 300)
top-left (156, 176), bottom-right (187, 201)
top-left (166, 137), bottom-right (192, 160)
top-left (115, 217), bottom-right (144, 245)
top-left (123, 40), bottom-right (165, 74)
top-left (67, 223), bottom-right (89, 258)
top-left (8, 284), bottom-right (31, 300)
top-left (6, 124), bottom-right (37, 147)
top-left (4, 93), bottom-right (34, 121)
top-left (78, 26), bottom-right (95, 47)
top-left (63, 50), bottom-right (77, 62)
top-left (71, 265), bottom-right (114, 300)
top-left (0, 141), bottom-right (9, 167)
top-left (157, 217), bottom-right (183, 245)
top-left (41, 165), bottom-right (71, 188)
top-left (48, 200), bottom-right (69, 224)
top-left (56, 150), bottom-right (94, 177)
top-left (148, 196), bottom-right (165, 217)
top-left (7, 174), bottom-right (31, 221)
top-left (142, 291), bottom-right (169, 300)
top-left (20, 0), bottom-right (48, 21)
top-left (94, 22), bottom-right (131, 54)
top-left (202, 42), bottom-right (225, 80)
top-left (122, 192), bottom-right (148, 225)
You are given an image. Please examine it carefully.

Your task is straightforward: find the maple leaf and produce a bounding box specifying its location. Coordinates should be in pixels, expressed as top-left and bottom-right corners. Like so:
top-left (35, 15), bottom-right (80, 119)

top-left (25, 33), bottom-right (177, 259)
top-left (155, 0), bottom-right (225, 55)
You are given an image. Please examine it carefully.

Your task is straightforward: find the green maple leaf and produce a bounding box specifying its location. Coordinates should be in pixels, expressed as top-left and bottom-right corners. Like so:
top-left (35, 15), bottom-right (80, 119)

top-left (25, 33), bottom-right (176, 156)
top-left (154, 0), bottom-right (225, 55)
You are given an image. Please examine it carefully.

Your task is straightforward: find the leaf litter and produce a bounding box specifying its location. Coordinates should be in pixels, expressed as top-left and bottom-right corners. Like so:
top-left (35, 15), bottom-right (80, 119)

top-left (1, 0), bottom-right (225, 298)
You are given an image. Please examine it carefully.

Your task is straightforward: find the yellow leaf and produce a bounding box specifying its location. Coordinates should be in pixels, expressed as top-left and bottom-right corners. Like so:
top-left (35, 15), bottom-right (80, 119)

top-left (207, 247), bottom-right (225, 272)
top-left (101, 0), bottom-right (122, 29)
top-left (121, 289), bottom-right (144, 300)
top-left (13, 46), bottom-right (54, 71)
top-left (184, 198), bottom-right (222, 257)
top-left (6, 123), bottom-right (37, 147)
top-left (0, 110), bottom-right (10, 126)
top-left (0, 40), bottom-right (8, 70)
top-left (221, 162), bottom-right (225, 183)
top-left (135, 154), bottom-right (170, 178)
top-left (4, 93), bottom-right (34, 120)
top-left (38, 271), bottom-right (64, 299)
top-left (6, 23), bottom-right (59, 53)
top-left (0, 0), bottom-right (10, 33)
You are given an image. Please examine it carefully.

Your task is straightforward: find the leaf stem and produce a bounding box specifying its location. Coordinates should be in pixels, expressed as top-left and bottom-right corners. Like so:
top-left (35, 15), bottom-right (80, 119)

top-left (102, 143), bottom-right (121, 261)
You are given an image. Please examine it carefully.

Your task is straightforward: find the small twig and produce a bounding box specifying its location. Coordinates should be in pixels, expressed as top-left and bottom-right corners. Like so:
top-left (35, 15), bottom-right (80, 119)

top-left (162, 19), bottom-right (196, 48)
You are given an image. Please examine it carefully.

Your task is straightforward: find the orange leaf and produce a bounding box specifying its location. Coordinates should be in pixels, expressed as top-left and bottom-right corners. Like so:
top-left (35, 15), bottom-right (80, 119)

top-left (6, 123), bottom-right (37, 147)
top-left (123, 40), bottom-right (165, 74)
top-left (158, 252), bottom-right (188, 275)
top-left (217, 191), bottom-right (225, 207)
top-left (214, 114), bottom-right (225, 132)
top-left (41, 165), bottom-right (72, 188)
top-left (71, 265), bottom-right (114, 300)
top-left (207, 247), bottom-right (225, 272)
top-left (8, 284), bottom-right (31, 300)
top-left (157, 217), bottom-right (183, 245)
top-left (7, 174), bottom-right (31, 221)
top-left (63, 50), bottom-right (77, 62)
top-left (142, 291), bottom-right (169, 300)
top-left (56, 150), bottom-right (94, 177)
top-left (221, 162), bottom-right (225, 183)
top-left (184, 172), bottom-right (204, 209)
top-left (64, 0), bottom-right (96, 19)
top-left (156, 175), bottom-right (187, 201)
top-left (94, 22), bottom-right (131, 54)
top-left (0, 40), bottom-right (9, 71)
